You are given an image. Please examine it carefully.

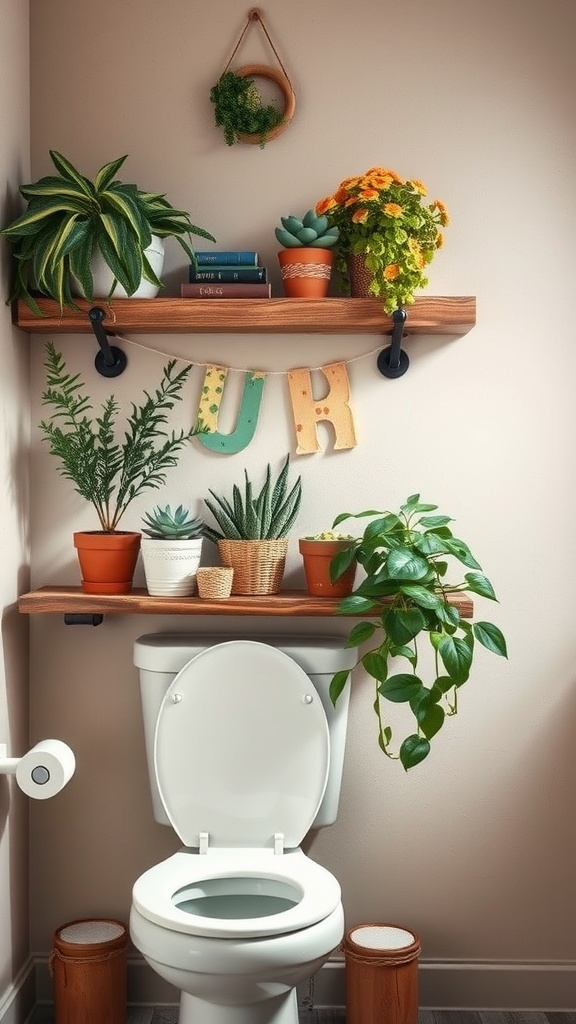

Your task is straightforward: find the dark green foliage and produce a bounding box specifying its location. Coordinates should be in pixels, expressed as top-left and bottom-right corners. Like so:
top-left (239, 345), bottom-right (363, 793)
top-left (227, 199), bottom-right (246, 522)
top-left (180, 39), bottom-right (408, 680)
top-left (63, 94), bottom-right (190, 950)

top-left (329, 494), bottom-right (507, 770)
top-left (1, 150), bottom-right (215, 311)
top-left (40, 341), bottom-right (203, 532)
top-left (210, 72), bottom-right (284, 146)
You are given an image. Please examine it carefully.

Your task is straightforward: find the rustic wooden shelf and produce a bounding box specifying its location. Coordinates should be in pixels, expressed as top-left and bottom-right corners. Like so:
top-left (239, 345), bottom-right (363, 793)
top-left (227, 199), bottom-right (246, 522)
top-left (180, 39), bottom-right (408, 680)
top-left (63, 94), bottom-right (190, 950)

top-left (18, 586), bottom-right (474, 619)
top-left (15, 295), bottom-right (476, 336)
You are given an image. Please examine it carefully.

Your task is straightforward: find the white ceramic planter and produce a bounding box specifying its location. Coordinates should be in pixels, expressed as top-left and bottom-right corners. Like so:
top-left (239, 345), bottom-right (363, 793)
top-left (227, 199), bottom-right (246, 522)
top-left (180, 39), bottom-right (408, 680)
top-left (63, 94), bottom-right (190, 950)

top-left (141, 537), bottom-right (203, 597)
top-left (72, 235), bottom-right (165, 299)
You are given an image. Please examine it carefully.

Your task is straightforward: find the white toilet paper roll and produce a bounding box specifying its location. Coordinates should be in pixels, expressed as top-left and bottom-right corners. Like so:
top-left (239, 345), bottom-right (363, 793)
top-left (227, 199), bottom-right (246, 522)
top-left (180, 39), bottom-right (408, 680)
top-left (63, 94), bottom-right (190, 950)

top-left (15, 739), bottom-right (75, 799)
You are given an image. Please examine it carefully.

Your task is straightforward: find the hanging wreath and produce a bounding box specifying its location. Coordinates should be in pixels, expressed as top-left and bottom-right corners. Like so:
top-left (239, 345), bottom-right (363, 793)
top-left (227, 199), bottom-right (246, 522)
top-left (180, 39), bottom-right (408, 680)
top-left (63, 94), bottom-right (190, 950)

top-left (209, 11), bottom-right (296, 147)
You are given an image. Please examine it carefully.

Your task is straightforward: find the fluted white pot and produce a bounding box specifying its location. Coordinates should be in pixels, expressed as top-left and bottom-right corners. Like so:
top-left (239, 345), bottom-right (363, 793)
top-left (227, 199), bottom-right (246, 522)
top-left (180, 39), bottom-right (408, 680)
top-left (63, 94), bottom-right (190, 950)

top-left (141, 538), bottom-right (203, 597)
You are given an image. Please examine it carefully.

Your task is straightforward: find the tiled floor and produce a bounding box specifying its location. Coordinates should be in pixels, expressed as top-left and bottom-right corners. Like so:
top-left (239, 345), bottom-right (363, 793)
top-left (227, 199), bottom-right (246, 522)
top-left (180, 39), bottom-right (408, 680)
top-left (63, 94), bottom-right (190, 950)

top-left (27, 1010), bottom-right (576, 1024)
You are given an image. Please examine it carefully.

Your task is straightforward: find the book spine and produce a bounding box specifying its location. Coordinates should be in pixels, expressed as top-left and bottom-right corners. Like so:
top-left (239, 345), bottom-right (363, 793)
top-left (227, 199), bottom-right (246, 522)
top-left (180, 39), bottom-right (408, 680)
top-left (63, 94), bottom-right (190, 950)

top-left (181, 283), bottom-right (271, 298)
top-left (188, 266), bottom-right (267, 283)
top-left (194, 251), bottom-right (259, 266)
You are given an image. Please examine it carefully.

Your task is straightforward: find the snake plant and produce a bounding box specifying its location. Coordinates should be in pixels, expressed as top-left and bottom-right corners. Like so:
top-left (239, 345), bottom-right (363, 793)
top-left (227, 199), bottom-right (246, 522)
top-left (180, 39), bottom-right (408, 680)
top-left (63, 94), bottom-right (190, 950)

top-left (1, 150), bottom-right (215, 312)
top-left (142, 504), bottom-right (205, 540)
top-left (203, 455), bottom-right (302, 541)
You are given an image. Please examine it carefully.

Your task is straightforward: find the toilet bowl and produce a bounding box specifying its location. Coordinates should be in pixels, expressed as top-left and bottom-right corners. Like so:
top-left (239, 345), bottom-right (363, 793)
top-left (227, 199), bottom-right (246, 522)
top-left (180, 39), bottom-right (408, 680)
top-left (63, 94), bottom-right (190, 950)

top-left (130, 636), bottom-right (355, 1024)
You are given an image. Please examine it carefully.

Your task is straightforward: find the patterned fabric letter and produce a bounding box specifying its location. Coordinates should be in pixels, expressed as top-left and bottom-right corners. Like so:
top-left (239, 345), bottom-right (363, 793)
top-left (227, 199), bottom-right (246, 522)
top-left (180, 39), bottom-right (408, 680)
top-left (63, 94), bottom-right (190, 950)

top-left (287, 361), bottom-right (357, 454)
top-left (196, 364), bottom-right (266, 454)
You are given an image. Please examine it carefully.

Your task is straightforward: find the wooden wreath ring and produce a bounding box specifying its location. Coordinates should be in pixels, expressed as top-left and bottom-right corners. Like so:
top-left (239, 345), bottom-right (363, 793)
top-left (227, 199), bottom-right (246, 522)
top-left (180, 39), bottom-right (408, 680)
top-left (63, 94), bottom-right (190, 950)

top-left (234, 64), bottom-right (296, 144)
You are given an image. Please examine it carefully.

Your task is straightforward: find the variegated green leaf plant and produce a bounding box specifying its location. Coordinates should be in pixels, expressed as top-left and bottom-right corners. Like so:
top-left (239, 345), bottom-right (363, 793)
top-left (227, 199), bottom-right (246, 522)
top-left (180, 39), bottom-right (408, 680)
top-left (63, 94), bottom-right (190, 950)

top-left (1, 151), bottom-right (215, 312)
top-left (203, 455), bottom-right (302, 541)
top-left (328, 494), bottom-right (508, 770)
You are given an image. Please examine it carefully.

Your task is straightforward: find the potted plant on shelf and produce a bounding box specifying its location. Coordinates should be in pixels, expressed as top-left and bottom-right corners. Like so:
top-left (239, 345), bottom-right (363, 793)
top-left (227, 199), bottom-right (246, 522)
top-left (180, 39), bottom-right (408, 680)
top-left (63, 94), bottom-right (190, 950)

top-left (1, 150), bottom-right (215, 312)
top-left (203, 455), bottom-right (302, 595)
top-left (140, 504), bottom-right (205, 597)
top-left (275, 210), bottom-right (339, 298)
top-left (299, 530), bottom-right (357, 597)
top-left (315, 167), bottom-right (450, 313)
top-left (328, 494), bottom-right (507, 770)
top-left (40, 341), bottom-right (203, 594)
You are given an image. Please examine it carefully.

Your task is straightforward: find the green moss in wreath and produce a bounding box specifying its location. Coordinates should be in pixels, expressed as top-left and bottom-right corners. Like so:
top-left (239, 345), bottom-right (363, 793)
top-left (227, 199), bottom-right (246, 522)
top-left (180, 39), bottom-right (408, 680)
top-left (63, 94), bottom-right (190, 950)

top-left (210, 71), bottom-right (284, 146)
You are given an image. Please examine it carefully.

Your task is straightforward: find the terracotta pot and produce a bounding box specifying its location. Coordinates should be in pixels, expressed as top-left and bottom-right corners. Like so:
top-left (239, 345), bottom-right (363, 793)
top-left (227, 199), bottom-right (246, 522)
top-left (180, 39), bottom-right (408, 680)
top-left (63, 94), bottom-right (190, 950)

top-left (299, 538), bottom-right (357, 597)
top-left (278, 248), bottom-right (334, 298)
top-left (73, 531), bottom-right (141, 595)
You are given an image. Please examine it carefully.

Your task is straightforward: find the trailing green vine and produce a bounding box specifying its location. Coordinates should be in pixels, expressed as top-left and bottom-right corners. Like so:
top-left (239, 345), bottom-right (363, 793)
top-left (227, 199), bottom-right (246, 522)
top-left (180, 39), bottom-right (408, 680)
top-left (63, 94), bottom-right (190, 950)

top-left (210, 71), bottom-right (284, 146)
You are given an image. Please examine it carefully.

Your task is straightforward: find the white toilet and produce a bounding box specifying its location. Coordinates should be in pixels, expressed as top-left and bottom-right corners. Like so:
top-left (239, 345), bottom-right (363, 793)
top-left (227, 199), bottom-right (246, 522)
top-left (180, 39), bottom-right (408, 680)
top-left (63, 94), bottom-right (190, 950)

top-left (130, 633), bottom-right (355, 1024)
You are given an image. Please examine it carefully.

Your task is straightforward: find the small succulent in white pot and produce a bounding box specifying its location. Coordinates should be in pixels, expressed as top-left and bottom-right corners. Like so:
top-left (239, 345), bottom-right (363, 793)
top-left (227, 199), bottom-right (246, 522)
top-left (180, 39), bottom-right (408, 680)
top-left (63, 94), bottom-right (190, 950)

top-left (140, 504), bottom-right (205, 598)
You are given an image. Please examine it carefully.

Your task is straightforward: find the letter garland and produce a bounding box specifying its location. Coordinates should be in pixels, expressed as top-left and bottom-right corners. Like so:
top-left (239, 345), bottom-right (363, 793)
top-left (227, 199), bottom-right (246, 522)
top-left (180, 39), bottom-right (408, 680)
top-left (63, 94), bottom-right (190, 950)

top-left (109, 334), bottom-right (387, 455)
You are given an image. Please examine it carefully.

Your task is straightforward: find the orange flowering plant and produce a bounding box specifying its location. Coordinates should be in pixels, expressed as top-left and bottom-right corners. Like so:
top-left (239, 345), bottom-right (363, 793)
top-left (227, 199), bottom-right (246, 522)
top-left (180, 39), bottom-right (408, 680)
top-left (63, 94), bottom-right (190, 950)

top-left (316, 167), bottom-right (449, 313)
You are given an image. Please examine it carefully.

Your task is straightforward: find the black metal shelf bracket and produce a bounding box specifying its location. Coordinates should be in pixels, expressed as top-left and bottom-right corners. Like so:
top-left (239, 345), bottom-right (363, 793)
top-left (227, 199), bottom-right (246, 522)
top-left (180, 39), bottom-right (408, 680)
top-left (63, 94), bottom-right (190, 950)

top-left (64, 613), bottom-right (104, 627)
top-left (377, 307), bottom-right (409, 379)
top-left (88, 307), bottom-right (127, 378)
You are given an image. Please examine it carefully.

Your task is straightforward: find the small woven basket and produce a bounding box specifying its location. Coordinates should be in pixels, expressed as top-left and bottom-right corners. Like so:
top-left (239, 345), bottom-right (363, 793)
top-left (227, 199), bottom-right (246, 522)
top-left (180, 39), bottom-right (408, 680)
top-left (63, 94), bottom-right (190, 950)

top-left (217, 538), bottom-right (288, 595)
top-left (196, 566), bottom-right (234, 600)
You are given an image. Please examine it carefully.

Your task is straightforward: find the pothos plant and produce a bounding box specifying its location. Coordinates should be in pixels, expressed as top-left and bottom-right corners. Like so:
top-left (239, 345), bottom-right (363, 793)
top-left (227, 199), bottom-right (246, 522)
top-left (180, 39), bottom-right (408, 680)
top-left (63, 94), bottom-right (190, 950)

top-left (328, 494), bottom-right (508, 770)
top-left (210, 71), bottom-right (284, 146)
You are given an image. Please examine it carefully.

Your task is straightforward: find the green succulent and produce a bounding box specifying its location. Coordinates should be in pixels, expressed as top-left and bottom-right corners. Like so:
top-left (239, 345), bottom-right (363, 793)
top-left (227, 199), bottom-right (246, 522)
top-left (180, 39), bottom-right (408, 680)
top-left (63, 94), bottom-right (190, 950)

top-left (142, 504), bottom-right (205, 540)
top-left (1, 150), bottom-right (216, 312)
top-left (204, 455), bottom-right (302, 541)
top-left (275, 210), bottom-right (339, 249)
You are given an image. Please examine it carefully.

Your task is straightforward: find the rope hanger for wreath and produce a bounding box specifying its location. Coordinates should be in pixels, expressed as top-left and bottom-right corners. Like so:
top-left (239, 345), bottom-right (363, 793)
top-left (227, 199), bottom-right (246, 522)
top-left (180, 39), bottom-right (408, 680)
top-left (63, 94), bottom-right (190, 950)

top-left (210, 9), bottom-right (296, 146)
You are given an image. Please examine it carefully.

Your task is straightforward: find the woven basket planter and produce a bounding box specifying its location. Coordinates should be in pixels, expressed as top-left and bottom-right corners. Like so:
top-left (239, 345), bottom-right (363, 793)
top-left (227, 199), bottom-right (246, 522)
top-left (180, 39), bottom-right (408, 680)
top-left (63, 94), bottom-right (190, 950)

top-left (196, 566), bottom-right (234, 600)
top-left (217, 538), bottom-right (288, 595)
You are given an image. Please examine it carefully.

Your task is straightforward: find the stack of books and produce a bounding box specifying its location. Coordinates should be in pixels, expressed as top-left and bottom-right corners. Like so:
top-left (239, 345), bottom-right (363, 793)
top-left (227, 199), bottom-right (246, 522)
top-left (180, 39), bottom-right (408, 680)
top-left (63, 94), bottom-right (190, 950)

top-left (181, 250), bottom-right (271, 298)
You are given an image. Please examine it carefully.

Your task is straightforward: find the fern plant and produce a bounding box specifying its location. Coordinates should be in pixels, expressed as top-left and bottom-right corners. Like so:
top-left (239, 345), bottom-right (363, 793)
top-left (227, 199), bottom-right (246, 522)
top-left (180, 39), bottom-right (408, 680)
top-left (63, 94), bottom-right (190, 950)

top-left (142, 504), bottom-right (204, 539)
top-left (40, 341), bottom-right (202, 533)
top-left (203, 456), bottom-right (302, 541)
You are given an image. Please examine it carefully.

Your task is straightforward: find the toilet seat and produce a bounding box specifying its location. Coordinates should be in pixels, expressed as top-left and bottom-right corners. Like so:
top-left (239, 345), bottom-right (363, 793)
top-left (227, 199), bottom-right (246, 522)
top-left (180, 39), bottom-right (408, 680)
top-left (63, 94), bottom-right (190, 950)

top-left (132, 847), bottom-right (342, 939)
top-left (154, 640), bottom-right (330, 849)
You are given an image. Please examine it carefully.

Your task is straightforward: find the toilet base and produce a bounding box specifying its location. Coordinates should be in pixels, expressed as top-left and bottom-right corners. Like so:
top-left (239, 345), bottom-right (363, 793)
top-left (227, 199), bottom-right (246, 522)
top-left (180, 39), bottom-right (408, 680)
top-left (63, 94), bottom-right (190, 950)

top-left (178, 988), bottom-right (298, 1024)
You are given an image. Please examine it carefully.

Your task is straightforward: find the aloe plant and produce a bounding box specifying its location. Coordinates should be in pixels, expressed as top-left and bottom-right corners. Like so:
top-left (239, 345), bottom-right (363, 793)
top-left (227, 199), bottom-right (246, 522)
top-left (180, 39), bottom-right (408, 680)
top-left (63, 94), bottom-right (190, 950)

top-left (1, 150), bottom-right (215, 312)
top-left (275, 210), bottom-right (339, 249)
top-left (203, 455), bottom-right (302, 541)
top-left (142, 504), bottom-right (205, 540)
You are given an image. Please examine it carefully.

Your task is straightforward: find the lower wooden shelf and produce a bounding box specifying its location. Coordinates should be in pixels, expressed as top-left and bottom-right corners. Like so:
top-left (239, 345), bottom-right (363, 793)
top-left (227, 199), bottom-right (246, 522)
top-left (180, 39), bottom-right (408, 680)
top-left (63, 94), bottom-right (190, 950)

top-left (18, 586), bottom-right (474, 619)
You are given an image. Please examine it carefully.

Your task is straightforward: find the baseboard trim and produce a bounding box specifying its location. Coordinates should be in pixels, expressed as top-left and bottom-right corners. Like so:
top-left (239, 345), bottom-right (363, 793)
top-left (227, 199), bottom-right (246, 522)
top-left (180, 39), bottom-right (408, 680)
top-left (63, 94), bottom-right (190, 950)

top-left (33, 953), bottom-right (576, 1013)
top-left (0, 959), bottom-right (36, 1024)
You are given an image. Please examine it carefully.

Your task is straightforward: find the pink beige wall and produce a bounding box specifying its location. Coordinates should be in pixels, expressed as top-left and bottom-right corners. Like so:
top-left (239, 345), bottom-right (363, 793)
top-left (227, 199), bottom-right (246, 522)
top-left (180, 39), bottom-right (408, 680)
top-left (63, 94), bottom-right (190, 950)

top-left (23, 0), bottom-right (576, 1008)
top-left (0, 0), bottom-right (31, 1012)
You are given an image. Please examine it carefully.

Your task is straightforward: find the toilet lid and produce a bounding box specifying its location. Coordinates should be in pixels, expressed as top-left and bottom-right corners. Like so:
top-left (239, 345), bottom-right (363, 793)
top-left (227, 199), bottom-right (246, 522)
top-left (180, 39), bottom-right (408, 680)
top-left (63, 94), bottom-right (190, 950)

top-left (154, 640), bottom-right (330, 849)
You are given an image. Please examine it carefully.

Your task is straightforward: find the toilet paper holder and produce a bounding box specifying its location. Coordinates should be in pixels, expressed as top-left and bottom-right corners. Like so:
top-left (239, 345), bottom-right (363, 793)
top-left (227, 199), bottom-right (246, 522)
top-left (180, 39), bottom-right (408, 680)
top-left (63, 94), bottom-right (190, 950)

top-left (0, 739), bottom-right (76, 799)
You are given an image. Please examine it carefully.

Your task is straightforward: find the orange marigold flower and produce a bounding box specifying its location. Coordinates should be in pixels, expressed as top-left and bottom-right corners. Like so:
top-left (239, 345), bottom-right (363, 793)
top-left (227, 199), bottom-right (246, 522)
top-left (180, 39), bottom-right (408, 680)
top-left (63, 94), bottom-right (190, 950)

top-left (352, 208), bottom-right (369, 224)
top-left (383, 264), bottom-right (400, 281)
top-left (433, 200), bottom-right (450, 226)
top-left (335, 187), bottom-right (350, 205)
top-left (384, 202), bottom-right (403, 218)
top-left (359, 188), bottom-right (380, 201)
top-left (316, 195), bottom-right (337, 216)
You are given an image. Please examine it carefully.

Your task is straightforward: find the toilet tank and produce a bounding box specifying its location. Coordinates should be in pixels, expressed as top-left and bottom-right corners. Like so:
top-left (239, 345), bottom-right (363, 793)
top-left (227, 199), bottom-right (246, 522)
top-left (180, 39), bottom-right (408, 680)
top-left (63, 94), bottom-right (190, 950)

top-left (133, 633), bottom-right (356, 834)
